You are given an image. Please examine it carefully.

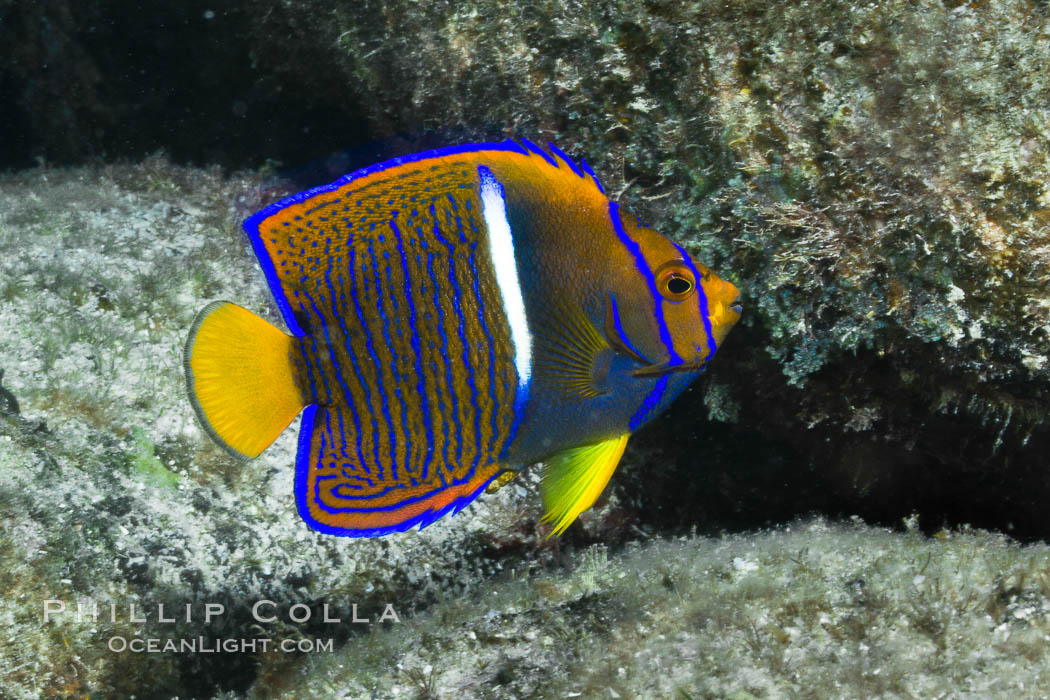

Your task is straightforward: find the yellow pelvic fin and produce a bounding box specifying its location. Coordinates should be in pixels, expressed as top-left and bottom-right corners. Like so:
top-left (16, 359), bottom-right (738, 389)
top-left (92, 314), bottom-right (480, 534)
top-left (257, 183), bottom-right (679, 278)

top-left (184, 301), bottom-right (305, 460)
top-left (539, 433), bottom-right (630, 537)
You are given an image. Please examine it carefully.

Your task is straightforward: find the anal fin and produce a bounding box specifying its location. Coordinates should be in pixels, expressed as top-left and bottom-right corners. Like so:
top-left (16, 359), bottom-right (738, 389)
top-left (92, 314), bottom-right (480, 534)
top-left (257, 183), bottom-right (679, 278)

top-left (539, 433), bottom-right (630, 537)
top-left (296, 405), bottom-right (505, 536)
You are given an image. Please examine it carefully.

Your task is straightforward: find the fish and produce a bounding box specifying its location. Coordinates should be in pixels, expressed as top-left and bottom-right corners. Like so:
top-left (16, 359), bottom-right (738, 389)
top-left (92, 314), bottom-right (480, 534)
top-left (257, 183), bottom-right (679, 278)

top-left (183, 139), bottom-right (742, 537)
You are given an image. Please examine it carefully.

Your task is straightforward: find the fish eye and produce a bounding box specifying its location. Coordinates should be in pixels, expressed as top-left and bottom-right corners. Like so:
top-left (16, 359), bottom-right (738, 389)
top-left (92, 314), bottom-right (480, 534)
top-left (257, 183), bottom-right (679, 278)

top-left (655, 263), bottom-right (695, 301)
top-left (666, 275), bottom-right (692, 295)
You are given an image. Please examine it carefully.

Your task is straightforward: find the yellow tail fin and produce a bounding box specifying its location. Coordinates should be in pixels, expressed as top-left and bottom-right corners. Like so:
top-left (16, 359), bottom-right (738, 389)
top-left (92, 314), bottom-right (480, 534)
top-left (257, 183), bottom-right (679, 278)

top-left (184, 301), bottom-right (306, 459)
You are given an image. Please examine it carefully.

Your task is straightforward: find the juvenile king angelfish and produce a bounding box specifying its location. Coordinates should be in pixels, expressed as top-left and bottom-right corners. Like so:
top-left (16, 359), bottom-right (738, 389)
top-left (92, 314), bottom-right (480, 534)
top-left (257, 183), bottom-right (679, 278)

top-left (184, 140), bottom-right (741, 536)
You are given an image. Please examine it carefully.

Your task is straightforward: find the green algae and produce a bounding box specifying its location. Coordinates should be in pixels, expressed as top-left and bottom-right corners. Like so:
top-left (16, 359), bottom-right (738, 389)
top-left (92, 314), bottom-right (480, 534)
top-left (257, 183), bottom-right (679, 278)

top-left (128, 426), bottom-right (180, 489)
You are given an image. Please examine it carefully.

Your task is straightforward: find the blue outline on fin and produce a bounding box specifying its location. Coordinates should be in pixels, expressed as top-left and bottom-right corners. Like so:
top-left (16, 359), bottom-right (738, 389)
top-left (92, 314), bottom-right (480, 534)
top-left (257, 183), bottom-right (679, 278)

top-left (293, 404), bottom-right (501, 537)
top-left (547, 142), bottom-right (585, 178)
top-left (579, 158), bottom-right (605, 194)
top-left (519, 138), bottom-right (559, 169)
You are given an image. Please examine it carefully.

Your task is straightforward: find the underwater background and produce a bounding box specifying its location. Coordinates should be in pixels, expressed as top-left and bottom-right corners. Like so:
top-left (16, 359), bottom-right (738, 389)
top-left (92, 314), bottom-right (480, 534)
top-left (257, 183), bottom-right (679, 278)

top-left (1, 0), bottom-right (1049, 696)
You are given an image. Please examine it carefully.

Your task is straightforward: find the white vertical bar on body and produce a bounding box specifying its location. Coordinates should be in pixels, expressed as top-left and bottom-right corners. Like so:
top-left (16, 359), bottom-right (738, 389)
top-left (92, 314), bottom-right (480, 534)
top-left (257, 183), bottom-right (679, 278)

top-left (477, 165), bottom-right (532, 393)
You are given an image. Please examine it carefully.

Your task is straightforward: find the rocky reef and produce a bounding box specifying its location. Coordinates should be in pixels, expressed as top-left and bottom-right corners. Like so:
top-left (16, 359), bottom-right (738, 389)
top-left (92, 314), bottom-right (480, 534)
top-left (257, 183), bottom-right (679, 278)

top-left (1, 0), bottom-right (1048, 696)
top-left (302, 0), bottom-right (1050, 539)
top-left (253, 519), bottom-right (1050, 698)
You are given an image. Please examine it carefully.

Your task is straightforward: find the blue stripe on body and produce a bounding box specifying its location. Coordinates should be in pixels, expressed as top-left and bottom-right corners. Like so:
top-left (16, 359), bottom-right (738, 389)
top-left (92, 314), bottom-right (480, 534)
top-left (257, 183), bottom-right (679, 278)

top-left (629, 375), bottom-right (670, 432)
top-left (313, 471), bottom-right (497, 517)
top-left (341, 466), bottom-right (375, 487)
top-left (422, 213), bottom-right (457, 487)
top-left (339, 248), bottom-right (385, 481)
top-left (355, 240), bottom-right (398, 482)
top-left (670, 240), bottom-right (717, 362)
top-left (320, 264), bottom-right (355, 459)
top-left (294, 406), bottom-right (502, 536)
top-left (368, 236), bottom-right (411, 483)
top-left (413, 230), bottom-right (441, 481)
top-left (378, 237), bottom-right (419, 483)
top-left (331, 270), bottom-right (368, 465)
top-left (444, 194), bottom-right (484, 479)
top-left (432, 201), bottom-right (478, 483)
top-left (608, 201), bottom-right (682, 365)
top-left (333, 480), bottom-right (399, 499)
top-left (393, 220), bottom-right (436, 482)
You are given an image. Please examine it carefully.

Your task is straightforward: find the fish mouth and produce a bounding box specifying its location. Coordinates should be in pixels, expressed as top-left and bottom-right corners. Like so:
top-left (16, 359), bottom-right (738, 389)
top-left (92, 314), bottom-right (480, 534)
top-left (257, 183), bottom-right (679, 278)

top-left (631, 358), bottom-right (706, 377)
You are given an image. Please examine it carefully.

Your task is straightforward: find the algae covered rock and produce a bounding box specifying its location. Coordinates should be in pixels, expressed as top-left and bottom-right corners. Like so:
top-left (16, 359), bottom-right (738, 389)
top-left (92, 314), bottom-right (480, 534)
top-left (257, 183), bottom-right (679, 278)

top-left (249, 518), bottom-right (1050, 698)
top-left (0, 160), bottom-right (551, 696)
top-left (2, 0), bottom-right (1046, 532)
top-left (249, 0), bottom-right (1050, 536)
top-left (1, 0), bottom-right (1049, 696)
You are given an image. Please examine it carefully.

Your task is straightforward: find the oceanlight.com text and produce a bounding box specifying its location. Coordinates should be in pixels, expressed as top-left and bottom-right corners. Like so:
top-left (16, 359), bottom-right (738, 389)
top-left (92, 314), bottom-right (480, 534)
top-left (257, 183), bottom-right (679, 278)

top-left (107, 636), bottom-right (335, 653)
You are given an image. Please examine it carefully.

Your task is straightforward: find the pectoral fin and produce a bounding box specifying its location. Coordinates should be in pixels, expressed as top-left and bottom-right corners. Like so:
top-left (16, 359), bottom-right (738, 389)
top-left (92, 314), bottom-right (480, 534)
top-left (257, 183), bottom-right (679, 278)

top-left (533, 300), bottom-right (613, 400)
top-left (539, 433), bottom-right (630, 537)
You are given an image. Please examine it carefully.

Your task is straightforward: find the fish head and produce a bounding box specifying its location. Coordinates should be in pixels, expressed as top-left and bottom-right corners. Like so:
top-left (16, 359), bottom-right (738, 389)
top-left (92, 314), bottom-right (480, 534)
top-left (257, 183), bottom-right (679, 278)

top-left (605, 213), bottom-right (742, 377)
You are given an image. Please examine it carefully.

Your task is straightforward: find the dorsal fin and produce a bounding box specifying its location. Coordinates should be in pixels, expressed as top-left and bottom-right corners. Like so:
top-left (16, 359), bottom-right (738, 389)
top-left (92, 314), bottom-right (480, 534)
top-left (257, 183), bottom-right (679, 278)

top-left (517, 138), bottom-right (606, 197)
top-left (547, 142), bottom-right (585, 178)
